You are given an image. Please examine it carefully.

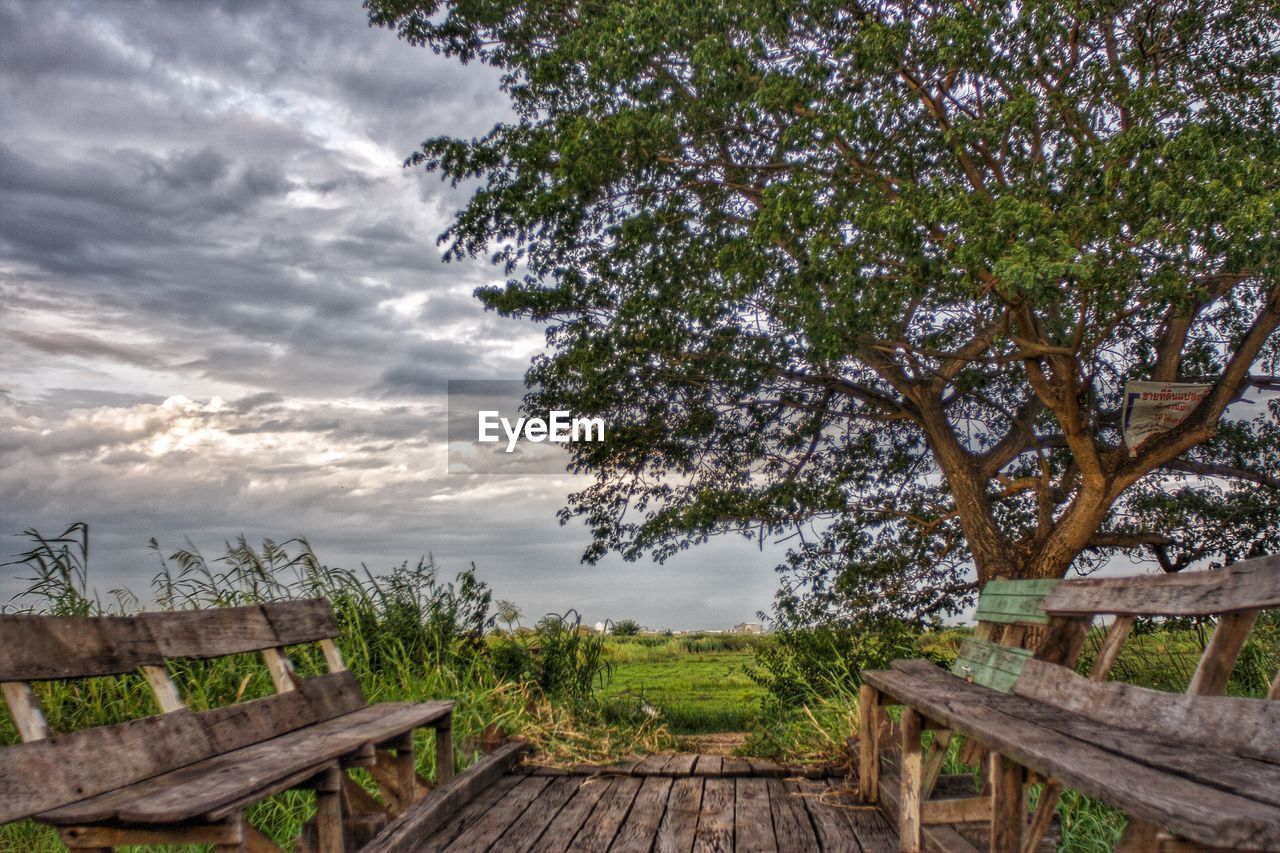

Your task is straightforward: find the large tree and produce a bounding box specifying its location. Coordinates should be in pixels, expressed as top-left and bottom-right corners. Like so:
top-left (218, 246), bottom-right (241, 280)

top-left (369, 0), bottom-right (1280, 621)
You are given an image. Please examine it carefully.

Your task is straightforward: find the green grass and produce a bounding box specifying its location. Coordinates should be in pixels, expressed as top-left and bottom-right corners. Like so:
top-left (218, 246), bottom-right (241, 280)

top-left (599, 643), bottom-right (764, 733)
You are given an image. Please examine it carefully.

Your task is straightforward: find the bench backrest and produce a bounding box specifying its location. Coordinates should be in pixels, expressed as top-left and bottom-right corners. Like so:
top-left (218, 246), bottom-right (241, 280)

top-left (1012, 554), bottom-right (1280, 760)
top-left (0, 599), bottom-right (362, 823)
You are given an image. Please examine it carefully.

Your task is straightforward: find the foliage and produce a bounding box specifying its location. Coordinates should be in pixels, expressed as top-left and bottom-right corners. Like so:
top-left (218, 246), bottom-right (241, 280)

top-left (751, 619), bottom-right (952, 708)
top-left (370, 0), bottom-right (1280, 623)
top-left (489, 609), bottom-right (612, 700)
top-left (610, 618), bottom-right (642, 636)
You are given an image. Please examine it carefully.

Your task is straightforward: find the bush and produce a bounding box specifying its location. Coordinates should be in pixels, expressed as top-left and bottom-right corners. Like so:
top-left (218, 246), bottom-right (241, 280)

top-left (489, 610), bottom-right (612, 700)
top-left (610, 618), bottom-right (642, 636)
top-left (751, 619), bottom-right (945, 708)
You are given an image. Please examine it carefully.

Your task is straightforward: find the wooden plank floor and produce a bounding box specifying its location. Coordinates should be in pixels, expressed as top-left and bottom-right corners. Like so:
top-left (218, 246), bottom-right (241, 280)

top-left (415, 756), bottom-right (896, 852)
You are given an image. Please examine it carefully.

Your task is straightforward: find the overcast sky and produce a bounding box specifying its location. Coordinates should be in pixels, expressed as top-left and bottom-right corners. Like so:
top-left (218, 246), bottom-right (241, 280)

top-left (0, 0), bottom-right (785, 629)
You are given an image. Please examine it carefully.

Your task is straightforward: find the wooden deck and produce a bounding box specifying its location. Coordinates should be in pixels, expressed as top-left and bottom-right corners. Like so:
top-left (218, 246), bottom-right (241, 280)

top-left (411, 754), bottom-right (893, 852)
top-left (365, 747), bottom-right (1059, 852)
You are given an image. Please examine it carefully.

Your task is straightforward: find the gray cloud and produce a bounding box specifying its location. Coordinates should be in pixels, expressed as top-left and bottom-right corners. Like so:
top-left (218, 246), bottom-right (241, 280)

top-left (0, 0), bottom-right (786, 628)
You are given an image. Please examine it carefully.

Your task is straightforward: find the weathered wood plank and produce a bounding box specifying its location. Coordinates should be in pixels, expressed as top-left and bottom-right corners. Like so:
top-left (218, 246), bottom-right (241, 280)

top-left (865, 661), bottom-right (1280, 848)
top-left (692, 777), bottom-right (734, 853)
top-left (598, 756), bottom-right (641, 776)
top-left (313, 765), bottom-right (344, 853)
top-left (567, 775), bottom-right (641, 850)
top-left (899, 707), bottom-right (923, 852)
top-left (822, 778), bottom-right (897, 853)
top-left (796, 779), bottom-right (857, 853)
top-left (1022, 779), bottom-right (1062, 853)
top-left (1041, 556), bottom-right (1280, 616)
top-left (858, 684), bottom-right (880, 802)
top-left (921, 730), bottom-right (952, 799)
top-left (722, 757), bottom-right (752, 776)
top-left (692, 755), bottom-right (723, 777)
top-left (634, 753), bottom-right (671, 775)
top-left (443, 774), bottom-right (551, 853)
top-left (418, 773), bottom-right (524, 853)
top-left (2, 681), bottom-right (50, 740)
top-left (611, 775), bottom-right (674, 853)
top-left (142, 664), bottom-right (185, 712)
top-left (0, 601), bottom-right (340, 683)
top-left (654, 776), bottom-right (703, 853)
top-left (766, 779), bottom-right (819, 852)
top-left (951, 639), bottom-right (1032, 694)
top-left (58, 819), bottom-right (244, 847)
top-left (142, 600), bottom-right (339, 659)
top-left (262, 647), bottom-right (299, 693)
top-left (920, 795), bottom-right (991, 825)
top-left (744, 757), bottom-right (786, 778)
top-left (497, 776), bottom-right (584, 853)
top-left (1002, 684), bottom-right (1280, 808)
top-left (434, 716), bottom-right (454, 784)
top-left (0, 613), bottom-right (162, 680)
top-left (1089, 615), bottom-right (1135, 680)
top-left (733, 777), bottom-right (776, 853)
top-left (989, 752), bottom-right (1023, 852)
top-left (527, 776), bottom-right (613, 853)
top-left (973, 579), bottom-right (1058, 625)
top-left (663, 753), bottom-right (698, 776)
top-left (1015, 658), bottom-right (1280, 762)
top-left (1189, 611), bottom-right (1259, 695)
top-left (4, 671), bottom-right (364, 824)
top-left (40, 700), bottom-right (451, 825)
top-left (876, 765), bottom-right (984, 853)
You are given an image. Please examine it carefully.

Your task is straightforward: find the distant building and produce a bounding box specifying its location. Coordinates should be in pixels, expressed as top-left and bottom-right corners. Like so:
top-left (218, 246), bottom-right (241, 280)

top-left (733, 622), bottom-right (765, 634)
top-left (593, 621), bottom-right (606, 633)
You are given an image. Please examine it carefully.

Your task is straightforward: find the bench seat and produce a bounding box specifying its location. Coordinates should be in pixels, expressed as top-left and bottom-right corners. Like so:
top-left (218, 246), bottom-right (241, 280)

top-left (864, 659), bottom-right (1280, 850)
top-left (40, 700), bottom-right (453, 826)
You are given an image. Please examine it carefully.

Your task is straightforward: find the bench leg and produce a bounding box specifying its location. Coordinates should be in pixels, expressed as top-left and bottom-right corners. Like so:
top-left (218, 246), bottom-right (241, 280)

top-left (394, 731), bottom-right (419, 809)
top-left (1116, 819), bottom-right (1160, 852)
top-left (1021, 779), bottom-right (1061, 853)
top-left (314, 766), bottom-right (344, 853)
top-left (899, 707), bottom-right (924, 853)
top-left (989, 752), bottom-right (1024, 853)
top-left (858, 684), bottom-right (880, 803)
top-left (436, 716), bottom-right (454, 784)
top-left (921, 729), bottom-right (951, 800)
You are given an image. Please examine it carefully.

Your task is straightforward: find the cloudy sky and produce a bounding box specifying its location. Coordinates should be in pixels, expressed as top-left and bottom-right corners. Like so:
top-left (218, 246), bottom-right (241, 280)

top-left (0, 0), bottom-right (784, 628)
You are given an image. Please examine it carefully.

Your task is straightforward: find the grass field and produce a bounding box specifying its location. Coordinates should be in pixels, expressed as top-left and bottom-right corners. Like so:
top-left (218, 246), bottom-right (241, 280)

top-left (600, 637), bottom-right (764, 733)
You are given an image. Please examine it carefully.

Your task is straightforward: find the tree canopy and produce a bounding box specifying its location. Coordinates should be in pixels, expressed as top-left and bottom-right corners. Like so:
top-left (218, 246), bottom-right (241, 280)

top-left (368, 0), bottom-right (1280, 623)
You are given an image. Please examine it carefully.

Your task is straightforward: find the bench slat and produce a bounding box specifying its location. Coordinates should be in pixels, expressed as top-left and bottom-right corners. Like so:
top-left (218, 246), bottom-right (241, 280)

top-left (0, 601), bottom-right (341, 682)
top-left (142, 600), bottom-right (340, 659)
top-left (0, 614), bottom-right (162, 681)
top-left (951, 639), bottom-right (1032, 693)
top-left (1042, 555), bottom-right (1280, 616)
top-left (40, 701), bottom-right (453, 824)
top-left (973, 579), bottom-right (1057, 626)
top-left (864, 661), bottom-right (1280, 849)
top-left (0, 671), bottom-right (365, 823)
top-left (1014, 658), bottom-right (1280, 763)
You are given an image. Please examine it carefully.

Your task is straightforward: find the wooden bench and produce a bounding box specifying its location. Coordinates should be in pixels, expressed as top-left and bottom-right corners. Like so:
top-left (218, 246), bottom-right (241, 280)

top-left (0, 599), bottom-right (455, 852)
top-left (859, 556), bottom-right (1280, 852)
